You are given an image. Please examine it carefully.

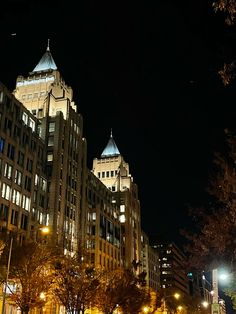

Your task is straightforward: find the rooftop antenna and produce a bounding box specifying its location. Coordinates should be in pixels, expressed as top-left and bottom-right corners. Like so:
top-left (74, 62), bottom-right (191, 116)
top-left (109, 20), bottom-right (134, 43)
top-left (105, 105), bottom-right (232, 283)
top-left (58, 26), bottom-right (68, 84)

top-left (110, 128), bottom-right (113, 137)
top-left (47, 38), bottom-right (50, 51)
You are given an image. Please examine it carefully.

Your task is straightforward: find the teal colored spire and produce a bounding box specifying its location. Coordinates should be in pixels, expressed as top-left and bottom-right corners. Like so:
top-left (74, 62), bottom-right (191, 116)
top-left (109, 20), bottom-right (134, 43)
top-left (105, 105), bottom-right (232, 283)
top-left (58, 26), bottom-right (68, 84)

top-left (32, 39), bottom-right (57, 72)
top-left (101, 129), bottom-right (120, 157)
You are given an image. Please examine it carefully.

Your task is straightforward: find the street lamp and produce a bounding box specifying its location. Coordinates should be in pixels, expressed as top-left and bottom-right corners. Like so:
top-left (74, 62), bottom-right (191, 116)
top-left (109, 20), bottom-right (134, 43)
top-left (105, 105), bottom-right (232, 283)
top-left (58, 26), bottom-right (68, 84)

top-left (143, 306), bottom-right (150, 313)
top-left (1, 235), bottom-right (13, 314)
top-left (1, 226), bottom-right (50, 314)
top-left (162, 292), bottom-right (180, 314)
top-left (211, 268), bottom-right (229, 314)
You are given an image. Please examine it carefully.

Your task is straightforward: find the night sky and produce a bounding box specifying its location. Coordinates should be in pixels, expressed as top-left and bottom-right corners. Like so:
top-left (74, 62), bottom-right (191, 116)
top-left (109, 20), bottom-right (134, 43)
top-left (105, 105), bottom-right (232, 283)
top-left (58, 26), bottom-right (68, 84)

top-left (1, 0), bottom-right (236, 248)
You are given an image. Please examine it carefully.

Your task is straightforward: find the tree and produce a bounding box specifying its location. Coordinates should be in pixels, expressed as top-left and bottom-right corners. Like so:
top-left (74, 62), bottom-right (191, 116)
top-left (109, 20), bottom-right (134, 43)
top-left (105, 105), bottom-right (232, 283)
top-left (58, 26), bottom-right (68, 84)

top-left (212, 0), bottom-right (236, 84)
top-left (182, 128), bottom-right (236, 308)
top-left (52, 254), bottom-right (100, 314)
top-left (95, 268), bottom-right (150, 314)
top-left (0, 241), bottom-right (55, 314)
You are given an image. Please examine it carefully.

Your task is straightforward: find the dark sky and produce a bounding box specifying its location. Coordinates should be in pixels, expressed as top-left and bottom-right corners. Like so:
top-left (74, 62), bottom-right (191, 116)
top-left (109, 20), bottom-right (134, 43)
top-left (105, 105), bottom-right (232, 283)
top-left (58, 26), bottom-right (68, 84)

top-left (1, 0), bottom-right (236, 247)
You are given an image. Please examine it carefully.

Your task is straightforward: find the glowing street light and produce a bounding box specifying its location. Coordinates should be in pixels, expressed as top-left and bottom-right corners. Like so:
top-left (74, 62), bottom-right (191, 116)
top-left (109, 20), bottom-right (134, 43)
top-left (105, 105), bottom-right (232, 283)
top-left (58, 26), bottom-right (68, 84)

top-left (162, 292), bottom-right (180, 314)
top-left (202, 300), bottom-right (209, 308)
top-left (40, 226), bottom-right (50, 234)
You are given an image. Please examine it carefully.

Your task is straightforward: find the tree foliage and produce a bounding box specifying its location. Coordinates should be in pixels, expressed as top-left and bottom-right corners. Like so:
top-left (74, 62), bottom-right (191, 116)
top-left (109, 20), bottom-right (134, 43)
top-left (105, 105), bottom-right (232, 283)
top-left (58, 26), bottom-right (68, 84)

top-left (182, 129), bottom-right (236, 308)
top-left (212, 0), bottom-right (236, 84)
top-left (52, 254), bottom-right (100, 314)
top-left (0, 241), bottom-right (56, 314)
top-left (95, 268), bottom-right (150, 314)
top-left (213, 0), bottom-right (236, 25)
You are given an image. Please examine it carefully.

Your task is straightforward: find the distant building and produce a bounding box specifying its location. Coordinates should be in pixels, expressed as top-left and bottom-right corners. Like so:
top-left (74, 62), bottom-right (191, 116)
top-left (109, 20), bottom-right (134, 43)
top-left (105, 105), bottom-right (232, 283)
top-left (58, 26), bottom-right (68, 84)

top-left (141, 231), bottom-right (160, 292)
top-left (152, 241), bottom-right (189, 295)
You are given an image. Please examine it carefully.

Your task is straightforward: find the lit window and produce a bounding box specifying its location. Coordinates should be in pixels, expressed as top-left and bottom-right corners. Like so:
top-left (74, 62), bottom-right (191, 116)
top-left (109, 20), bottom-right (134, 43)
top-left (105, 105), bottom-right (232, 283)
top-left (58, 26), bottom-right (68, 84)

top-left (4, 163), bottom-right (13, 179)
top-left (29, 118), bottom-right (35, 132)
top-left (22, 112), bottom-right (28, 124)
top-left (40, 178), bottom-right (47, 191)
top-left (92, 212), bottom-right (96, 221)
top-left (120, 205), bottom-right (125, 212)
top-left (47, 153), bottom-right (53, 161)
top-left (48, 136), bottom-right (54, 146)
top-left (119, 214), bottom-right (126, 223)
top-left (15, 170), bottom-right (22, 186)
top-left (2, 183), bottom-right (11, 200)
top-left (22, 195), bottom-right (31, 211)
top-left (12, 189), bottom-right (21, 206)
top-left (49, 122), bottom-right (55, 133)
top-left (34, 174), bottom-right (39, 186)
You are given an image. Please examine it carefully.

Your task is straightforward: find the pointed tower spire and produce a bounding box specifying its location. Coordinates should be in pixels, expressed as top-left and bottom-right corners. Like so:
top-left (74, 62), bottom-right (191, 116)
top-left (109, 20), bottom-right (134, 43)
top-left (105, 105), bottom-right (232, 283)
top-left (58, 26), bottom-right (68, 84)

top-left (32, 40), bottom-right (57, 73)
top-left (47, 38), bottom-right (50, 51)
top-left (101, 130), bottom-right (120, 157)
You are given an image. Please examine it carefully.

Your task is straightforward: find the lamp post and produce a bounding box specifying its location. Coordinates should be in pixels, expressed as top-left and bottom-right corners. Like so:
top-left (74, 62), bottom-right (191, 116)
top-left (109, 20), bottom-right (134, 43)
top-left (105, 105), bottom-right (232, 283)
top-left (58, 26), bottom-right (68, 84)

top-left (2, 235), bottom-right (13, 314)
top-left (211, 268), bottom-right (220, 314)
top-left (1, 226), bottom-right (50, 314)
top-left (162, 293), bottom-right (180, 314)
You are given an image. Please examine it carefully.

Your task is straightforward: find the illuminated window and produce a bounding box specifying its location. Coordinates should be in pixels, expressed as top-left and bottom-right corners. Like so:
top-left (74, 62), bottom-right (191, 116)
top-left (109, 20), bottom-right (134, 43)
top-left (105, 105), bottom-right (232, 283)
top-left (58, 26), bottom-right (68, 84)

top-left (4, 163), bottom-right (13, 179)
top-left (29, 118), bottom-right (35, 132)
top-left (47, 153), bottom-right (53, 161)
top-left (40, 178), bottom-right (47, 191)
top-left (2, 183), bottom-right (11, 200)
top-left (48, 136), bottom-right (54, 146)
top-left (22, 112), bottom-right (28, 124)
top-left (12, 189), bottom-right (21, 206)
top-left (120, 205), bottom-right (125, 212)
top-left (49, 122), bottom-right (55, 133)
top-left (22, 195), bottom-right (31, 211)
top-left (119, 214), bottom-right (126, 223)
top-left (34, 174), bottom-right (39, 186)
top-left (15, 170), bottom-right (22, 186)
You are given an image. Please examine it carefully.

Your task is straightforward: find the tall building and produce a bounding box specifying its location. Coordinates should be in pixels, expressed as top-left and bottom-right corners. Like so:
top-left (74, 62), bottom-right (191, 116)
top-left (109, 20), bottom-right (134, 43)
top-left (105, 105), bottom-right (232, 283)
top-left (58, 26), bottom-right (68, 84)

top-left (0, 82), bottom-right (48, 243)
top-left (152, 242), bottom-right (189, 296)
top-left (13, 43), bottom-right (87, 255)
top-left (141, 231), bottom-right (160, 292)
top-left (0, 43), bottom-right (158, 313)
top-left (92, 131), bottom-right (142, 268)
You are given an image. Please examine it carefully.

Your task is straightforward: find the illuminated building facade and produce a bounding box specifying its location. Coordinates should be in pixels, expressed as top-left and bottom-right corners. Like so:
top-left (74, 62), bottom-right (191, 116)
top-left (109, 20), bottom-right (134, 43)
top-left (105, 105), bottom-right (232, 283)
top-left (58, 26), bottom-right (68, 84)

top-left (85, 171), bottom-right (122, 268)
top-left (0, 82), bottom-right (48, 243)
top-left (13, 43), bottom-right (87, 255)
top-left (92, 131), bottom-right (142, 268)
top-left (0, 43), bottom-right (156, 313)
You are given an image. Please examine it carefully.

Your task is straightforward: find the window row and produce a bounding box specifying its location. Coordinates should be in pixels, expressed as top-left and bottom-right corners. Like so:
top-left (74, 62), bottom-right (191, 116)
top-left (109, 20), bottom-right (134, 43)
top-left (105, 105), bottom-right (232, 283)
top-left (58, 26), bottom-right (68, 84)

top-left (0, 139), bottom-right (39, 170)
top-left (97, 170), bottom-right (118, 179)
top-left (0, 160), bottom-right (46, 191)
